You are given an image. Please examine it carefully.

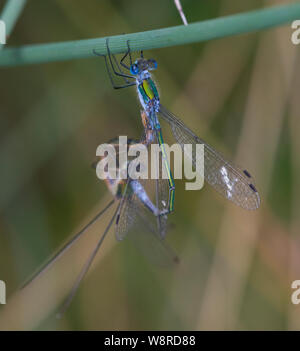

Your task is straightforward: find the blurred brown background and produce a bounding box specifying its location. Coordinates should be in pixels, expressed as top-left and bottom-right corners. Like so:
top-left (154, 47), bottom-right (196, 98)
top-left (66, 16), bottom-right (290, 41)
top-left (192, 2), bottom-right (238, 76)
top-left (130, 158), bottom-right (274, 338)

top-left (0, 0), bottom-right (299, 330)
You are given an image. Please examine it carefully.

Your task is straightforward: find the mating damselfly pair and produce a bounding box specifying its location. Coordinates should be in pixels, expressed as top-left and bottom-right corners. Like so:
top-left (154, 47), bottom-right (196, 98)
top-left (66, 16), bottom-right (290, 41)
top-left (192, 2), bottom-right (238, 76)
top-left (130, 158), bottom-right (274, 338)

top-left (95, 39), bottom-right (260, 211)
top-left (21, 39), bottom-right (260, 315)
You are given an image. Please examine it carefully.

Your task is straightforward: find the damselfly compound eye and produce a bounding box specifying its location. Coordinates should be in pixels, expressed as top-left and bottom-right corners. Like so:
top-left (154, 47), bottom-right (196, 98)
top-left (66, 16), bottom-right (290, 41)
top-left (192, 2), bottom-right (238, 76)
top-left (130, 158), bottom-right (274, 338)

top-left (130, 64), bottom-right (139, 75)
top-left (148, 59), bottom-right (157, 70)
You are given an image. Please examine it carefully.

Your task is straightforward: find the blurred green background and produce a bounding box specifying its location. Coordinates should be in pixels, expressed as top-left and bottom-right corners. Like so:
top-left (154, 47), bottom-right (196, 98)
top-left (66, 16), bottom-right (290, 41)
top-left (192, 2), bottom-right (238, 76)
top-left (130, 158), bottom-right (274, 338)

top-left (0, 0), bottom-right (300, 330)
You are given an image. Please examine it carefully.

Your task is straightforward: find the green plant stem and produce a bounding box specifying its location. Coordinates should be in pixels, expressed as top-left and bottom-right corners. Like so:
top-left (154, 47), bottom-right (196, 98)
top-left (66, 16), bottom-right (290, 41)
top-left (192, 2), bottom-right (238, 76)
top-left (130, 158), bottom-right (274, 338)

top-left (0, 3), bottom-right (299, 67)
top-left (0, 0), bottom-right (27, 50)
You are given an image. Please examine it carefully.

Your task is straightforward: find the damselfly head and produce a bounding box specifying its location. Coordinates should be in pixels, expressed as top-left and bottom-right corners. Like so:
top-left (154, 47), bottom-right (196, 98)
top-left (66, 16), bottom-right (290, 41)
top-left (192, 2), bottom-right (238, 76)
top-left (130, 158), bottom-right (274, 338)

top-left (130, 58), bottom-right (157, 75)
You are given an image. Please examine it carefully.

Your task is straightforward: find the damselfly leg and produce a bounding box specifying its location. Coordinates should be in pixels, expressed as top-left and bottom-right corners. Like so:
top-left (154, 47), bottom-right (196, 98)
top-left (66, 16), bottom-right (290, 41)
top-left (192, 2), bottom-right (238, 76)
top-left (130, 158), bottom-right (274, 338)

top-left (93, 39), bottom-right (135, 89)
top-left (120, 40), bottom-right (132, 70)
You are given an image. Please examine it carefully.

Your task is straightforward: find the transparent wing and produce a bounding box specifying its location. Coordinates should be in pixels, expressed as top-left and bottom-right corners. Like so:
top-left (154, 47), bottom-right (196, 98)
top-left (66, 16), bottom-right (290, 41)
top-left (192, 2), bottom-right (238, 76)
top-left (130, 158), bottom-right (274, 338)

top-left (159, 105), bottom-right (260, 210)
top-left (115, 129), bottom-right (173, 241)
top-left (153, 136), bottom-right (169, 238)
top-left (115, 177), bottom-right (169, 241)
top-left (155, 178), bottom-right (169, 238)
top-left (127, 206), bottom-right (179, 267)
top-left (115, 132), bottom-right (153, 241)
top-left (113, 137), bottom-right (142, 241)
top-left (115, 182), bottom-right (138, 241)
top-left (20, 200), bottom-right (115, 290)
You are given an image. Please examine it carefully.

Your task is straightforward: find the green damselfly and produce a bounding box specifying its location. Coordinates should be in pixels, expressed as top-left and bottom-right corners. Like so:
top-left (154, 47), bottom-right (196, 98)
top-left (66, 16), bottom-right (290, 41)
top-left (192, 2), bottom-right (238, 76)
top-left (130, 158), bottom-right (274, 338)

top-left (95, 40), bottom-right (260, 211)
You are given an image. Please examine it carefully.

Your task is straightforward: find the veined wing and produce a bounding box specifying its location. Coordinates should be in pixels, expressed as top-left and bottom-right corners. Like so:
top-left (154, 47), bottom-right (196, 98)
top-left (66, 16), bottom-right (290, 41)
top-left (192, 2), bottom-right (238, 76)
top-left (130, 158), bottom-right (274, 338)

top-left (155, 178), bottom-right (169, 238)
top-left (116, 150), bottom-right (170, 240)
top-left (114, 134), bottom-right (158, 241)
top-left (110, 138), bottom-right (142, 241)
top-left (130, 206), bottom-right (179, 267)
top-left (115, 129), bottom-right (172, 240)
top-left (115, 180), bottom-right (139, 241)
top-left (159, 105), bottom-right (260, 210)
top-left (115, 177), bottom-right (169, 241)
top-left (153, 132), bottom-right (169, 238)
